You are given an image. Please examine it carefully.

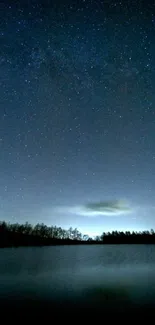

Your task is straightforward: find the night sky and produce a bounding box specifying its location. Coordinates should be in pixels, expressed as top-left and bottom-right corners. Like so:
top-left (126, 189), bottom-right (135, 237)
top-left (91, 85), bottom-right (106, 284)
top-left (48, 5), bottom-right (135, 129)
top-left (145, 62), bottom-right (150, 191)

top-left (1, 0), bottom-right (155, 236)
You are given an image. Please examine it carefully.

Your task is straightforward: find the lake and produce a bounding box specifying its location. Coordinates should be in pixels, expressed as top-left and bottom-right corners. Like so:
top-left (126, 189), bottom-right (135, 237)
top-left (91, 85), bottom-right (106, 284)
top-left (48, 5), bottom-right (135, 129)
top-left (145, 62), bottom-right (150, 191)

top-left (0, 245), bottom-right (155, 319)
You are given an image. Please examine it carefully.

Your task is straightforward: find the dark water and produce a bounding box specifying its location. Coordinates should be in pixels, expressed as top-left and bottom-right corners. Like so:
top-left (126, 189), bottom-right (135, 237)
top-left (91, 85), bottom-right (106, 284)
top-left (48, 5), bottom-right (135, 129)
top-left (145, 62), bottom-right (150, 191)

top-left (0, 245), bottom-right (155, 319)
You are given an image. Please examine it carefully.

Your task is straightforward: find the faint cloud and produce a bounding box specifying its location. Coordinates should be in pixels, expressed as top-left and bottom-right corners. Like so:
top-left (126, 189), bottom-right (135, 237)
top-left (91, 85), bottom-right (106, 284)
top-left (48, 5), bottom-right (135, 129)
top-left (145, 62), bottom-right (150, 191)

top-left (55, 199), bottom-right (132, 217)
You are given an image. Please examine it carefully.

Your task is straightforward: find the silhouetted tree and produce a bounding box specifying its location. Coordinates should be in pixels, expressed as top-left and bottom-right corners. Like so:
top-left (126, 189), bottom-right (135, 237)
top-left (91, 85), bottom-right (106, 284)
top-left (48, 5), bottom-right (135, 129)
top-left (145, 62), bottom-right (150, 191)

top-left (0, 220), bottom-right (155, 247)
top-left (83, 234), bottom-right (89, 241)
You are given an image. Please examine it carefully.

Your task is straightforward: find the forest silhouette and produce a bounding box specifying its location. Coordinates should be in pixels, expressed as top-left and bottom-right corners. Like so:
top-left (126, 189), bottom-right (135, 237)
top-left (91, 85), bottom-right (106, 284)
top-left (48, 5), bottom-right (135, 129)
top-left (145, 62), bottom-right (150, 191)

top-left (0, 221), bottom-right (155, 247)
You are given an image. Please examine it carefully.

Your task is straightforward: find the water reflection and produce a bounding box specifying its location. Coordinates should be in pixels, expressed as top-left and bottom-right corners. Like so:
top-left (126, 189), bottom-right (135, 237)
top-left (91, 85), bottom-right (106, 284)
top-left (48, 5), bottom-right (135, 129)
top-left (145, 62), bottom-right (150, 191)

top-left (0, 245), bottom-right (155, 315)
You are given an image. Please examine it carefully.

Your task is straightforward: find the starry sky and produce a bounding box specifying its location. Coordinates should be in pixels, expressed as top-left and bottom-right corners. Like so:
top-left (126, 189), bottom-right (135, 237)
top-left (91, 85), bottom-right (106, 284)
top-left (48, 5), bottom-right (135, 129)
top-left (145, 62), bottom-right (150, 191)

top-left (1, 0), bottom-right (155, 236)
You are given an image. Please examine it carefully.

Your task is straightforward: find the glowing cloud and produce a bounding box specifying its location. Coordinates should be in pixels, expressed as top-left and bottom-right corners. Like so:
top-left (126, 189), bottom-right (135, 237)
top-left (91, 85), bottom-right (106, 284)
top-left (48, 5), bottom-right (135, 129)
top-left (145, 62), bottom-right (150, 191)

top-left (55, 199), bottom-right (132, 217)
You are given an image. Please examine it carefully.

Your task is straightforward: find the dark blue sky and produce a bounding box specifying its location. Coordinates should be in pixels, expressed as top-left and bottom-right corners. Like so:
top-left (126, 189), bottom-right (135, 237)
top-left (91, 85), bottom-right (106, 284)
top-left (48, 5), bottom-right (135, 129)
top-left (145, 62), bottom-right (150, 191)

top-left (1, 0), bottom-right (155, 236)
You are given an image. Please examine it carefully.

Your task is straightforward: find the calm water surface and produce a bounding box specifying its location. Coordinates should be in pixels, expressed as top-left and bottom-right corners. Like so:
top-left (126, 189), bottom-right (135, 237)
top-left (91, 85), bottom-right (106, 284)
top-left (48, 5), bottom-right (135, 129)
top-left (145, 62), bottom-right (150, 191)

top-left (0, 245), bottom-right (155, 317)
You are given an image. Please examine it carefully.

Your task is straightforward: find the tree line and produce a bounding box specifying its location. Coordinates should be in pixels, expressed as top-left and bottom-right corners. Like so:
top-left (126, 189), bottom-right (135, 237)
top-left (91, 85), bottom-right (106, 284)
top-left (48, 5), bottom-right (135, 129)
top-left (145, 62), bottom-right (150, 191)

top-left (0, 221), bottom-right (155, 247)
